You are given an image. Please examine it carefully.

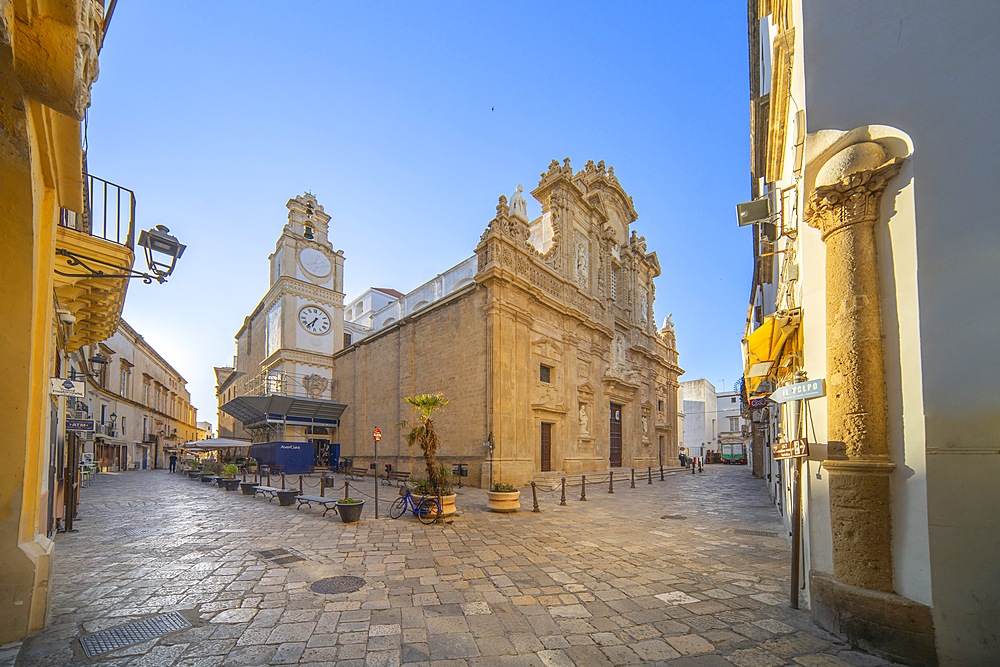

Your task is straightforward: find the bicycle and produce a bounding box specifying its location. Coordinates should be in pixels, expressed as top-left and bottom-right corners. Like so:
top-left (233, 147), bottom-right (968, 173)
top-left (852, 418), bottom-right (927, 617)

top-left (388, 487), bottom-right (442, 525)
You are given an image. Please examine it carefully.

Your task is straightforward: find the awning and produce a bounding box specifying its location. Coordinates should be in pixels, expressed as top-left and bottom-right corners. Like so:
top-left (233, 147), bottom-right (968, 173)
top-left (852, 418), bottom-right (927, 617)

top-left (180, 437), bottom-right (252, 451)
top-left (94, 435), bottom-right (129, 446)
top-left (220, 395), bottom-right (348, 427)
top-left (743, 309), bottom-right (801, 394)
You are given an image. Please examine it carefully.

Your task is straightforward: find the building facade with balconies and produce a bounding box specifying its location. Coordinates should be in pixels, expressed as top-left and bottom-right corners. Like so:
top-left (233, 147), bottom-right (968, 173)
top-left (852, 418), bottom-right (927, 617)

top-left (74, 320), bottom-right (201, 473)
top-left (0, 0), bottom-right (129, 642)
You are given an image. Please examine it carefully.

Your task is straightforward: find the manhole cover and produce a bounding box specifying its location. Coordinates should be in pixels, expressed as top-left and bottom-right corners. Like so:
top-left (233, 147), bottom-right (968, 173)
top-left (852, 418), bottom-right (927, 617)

top-left (79, 611), bottom-right (191, 658)
top-left (660, 514), bottom-right (686, 520)
top-left (311, 576), bottom-right (366, 595)
top-left (734, 529), bottom-right (780, 538)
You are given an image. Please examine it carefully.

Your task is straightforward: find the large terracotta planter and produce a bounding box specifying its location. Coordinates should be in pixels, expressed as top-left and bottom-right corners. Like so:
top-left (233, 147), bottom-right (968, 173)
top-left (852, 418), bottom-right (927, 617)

top-left (415, 493), bottom-right (457, 517)
top-left (487, 490), bottom-right (521, 513)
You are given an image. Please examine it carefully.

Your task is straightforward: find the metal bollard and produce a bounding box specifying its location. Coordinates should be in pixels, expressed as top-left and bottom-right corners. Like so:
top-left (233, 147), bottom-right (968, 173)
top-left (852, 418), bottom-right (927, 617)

top-left (630, 468), bottom-right (636, 489)
top-left (320, 475), bottom-right (325, 496)
top-left (698, 458), bottom-right (704, 473)
top-left (298, 475), bottom-right (303, 493)
top-left (531, 481), bottom-right (540, 513)
top-left (660, 465), bottom-right (665, 481)
top-left (344, 480), bottom-right (350, 501)
top-left (648, 466), bottom-right (653, 484)
top-left (560, 478), bottom-right (567, 506)
top-left (267, 471), bottom-right (272, 486)
top-left (609, 472), bottom-right (615, 494)
top-left (580, 475), bottom-right (587, 501)
top-left (280, 473), bottom-right (286, 490)
top-left (692, 458), bottom-right (696, 475)
top-left (242, 469), bottom-right (247, 483)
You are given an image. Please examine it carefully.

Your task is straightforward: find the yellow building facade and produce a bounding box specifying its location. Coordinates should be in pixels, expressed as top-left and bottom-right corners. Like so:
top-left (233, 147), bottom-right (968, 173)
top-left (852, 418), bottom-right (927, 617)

top-left (0, 0), bottom-right (133, 642)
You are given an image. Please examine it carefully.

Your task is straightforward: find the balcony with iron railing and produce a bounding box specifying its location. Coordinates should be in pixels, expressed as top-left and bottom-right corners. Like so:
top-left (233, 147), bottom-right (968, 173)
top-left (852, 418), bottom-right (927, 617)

top-left (54, 173), bottom-right (137, 352)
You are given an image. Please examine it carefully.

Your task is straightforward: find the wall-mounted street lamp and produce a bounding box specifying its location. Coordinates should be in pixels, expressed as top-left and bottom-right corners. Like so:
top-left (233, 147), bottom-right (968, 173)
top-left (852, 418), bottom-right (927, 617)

top-left (69, 353), bottom-right (109, 382)
top-left (56, 224), bottom-right (186, 284)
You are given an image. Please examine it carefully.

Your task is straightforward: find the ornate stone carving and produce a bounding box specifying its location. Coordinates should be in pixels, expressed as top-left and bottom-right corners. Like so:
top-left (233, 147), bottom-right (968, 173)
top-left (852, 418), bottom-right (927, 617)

top-left (806, 156), bottom-right (903, 240)
top-left (575, 237), bottom-right (589, 289)
top-left (510, 184), bottom-right (528, 220)
top-left (579, 404), bottom-right (590, 435)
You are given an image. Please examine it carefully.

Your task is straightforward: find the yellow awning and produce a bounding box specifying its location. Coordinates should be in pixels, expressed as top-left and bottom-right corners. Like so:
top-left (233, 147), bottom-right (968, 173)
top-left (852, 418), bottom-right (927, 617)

top-left (743, 309), bottom-right (801, 394)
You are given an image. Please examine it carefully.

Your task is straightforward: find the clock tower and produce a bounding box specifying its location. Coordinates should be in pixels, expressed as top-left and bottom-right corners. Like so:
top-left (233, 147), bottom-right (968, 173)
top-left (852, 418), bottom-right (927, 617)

top-left (263, 193), bottom-right (346, 399)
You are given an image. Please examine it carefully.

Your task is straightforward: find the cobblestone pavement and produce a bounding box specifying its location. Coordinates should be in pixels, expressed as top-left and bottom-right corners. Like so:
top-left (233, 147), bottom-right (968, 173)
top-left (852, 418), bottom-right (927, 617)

top-left (10, 466), bottom-right (901, 666)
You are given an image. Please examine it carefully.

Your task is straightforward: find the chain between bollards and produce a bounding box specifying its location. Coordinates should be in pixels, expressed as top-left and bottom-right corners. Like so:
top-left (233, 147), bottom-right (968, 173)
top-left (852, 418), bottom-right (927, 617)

top-left (560, 478), bottom-right (567, 505)
top-left (580, 475), bottom-right (587, 501)
top-left (531, 481), bottom-right (540, 512)
top-left (648, 466), bottom-right (653, 484)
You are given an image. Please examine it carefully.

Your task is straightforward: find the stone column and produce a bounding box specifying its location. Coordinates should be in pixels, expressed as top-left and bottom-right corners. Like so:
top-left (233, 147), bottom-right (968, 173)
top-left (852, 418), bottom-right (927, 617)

top-left (806, 142), bottom-right (903, 592)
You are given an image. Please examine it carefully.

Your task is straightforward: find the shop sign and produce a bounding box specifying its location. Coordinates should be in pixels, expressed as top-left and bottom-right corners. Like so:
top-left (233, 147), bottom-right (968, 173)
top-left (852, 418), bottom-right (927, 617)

top-left (770, 379), bottom-right (826, 404)
top-left (772, 438), bottom-right (809, 460)
top-left (50, 378), bottom-right (85, 397)
top-left (66, 419), bottom-right (95, 431)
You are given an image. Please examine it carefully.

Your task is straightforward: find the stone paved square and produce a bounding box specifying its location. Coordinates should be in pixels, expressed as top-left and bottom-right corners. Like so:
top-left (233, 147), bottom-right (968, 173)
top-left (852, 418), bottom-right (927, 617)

top-left (6, 467), bottom-right (902, 666)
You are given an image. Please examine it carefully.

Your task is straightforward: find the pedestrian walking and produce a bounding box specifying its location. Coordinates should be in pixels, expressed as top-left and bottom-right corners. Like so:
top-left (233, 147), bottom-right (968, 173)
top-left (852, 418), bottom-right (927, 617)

top-left (678, 447), bottom-right (687, 468)
top-left (169, 453), bottom-right (178, 473)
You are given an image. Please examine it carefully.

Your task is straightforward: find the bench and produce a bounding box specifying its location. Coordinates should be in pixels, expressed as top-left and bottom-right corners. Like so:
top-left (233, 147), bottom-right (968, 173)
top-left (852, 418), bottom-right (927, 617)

top-left (381, 471), bottom-right (411, 487)
top-left (253, 486), bottom-right (298, 506)
top-left (347, 467), bottom-right (369, 480)
top-left (295, 495), bottom-right (339, 516)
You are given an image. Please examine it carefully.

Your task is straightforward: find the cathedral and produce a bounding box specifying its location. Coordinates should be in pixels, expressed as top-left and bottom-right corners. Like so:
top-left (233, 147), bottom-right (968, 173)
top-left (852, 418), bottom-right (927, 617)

top-left (217, 160), bottom-right (682, 486)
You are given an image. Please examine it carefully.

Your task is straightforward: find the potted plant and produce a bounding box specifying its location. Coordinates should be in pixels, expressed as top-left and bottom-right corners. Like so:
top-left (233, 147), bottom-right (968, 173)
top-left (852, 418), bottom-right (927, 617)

top-left (487, 481), bottom-right (521, 513)
top-left (221, 463), bottom-right (241, 490)
top-left (401, 394), bottom-right (457, 518)
top-left (336, 497), bottom-right (365, 523)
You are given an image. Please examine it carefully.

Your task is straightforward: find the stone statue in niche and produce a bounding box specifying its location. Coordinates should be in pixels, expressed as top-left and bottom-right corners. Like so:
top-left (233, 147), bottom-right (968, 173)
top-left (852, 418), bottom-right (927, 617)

top-left (579, 405), bottom-right (590, 435)
top-left (642, 415), bottom-right (648, 434)
top-left (640, 289), bottom-right (649, 323)
top-left (510, 184), bottom-right (528, 219)
top-left (576, 243), bottom-right (588, 286)
top-left (613, 334), bottom-right (626, 365)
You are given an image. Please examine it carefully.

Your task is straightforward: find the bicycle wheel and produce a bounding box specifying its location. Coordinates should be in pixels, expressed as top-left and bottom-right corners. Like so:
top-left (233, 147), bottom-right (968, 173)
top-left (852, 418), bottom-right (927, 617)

top-left (417, 497), bottom-right (441, 525)
top-left (389, 496), bottom-right (407, 519)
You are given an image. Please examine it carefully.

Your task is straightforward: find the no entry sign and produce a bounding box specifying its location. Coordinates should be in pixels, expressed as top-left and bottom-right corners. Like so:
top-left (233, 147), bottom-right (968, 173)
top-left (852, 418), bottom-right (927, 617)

top-left (372, 428), bottom-right (382, 442)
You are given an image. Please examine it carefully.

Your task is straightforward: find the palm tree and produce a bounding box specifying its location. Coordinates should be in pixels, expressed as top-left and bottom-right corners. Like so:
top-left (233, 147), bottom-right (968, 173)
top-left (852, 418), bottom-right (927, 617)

top-left (403, 393), bottom-right (449, 493)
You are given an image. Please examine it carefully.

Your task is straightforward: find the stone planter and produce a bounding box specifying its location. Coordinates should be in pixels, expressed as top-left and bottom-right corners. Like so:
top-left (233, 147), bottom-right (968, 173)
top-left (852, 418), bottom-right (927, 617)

top-left (187, 470), bottom-right (201, 479)
top-left (487, 490), bottom-right (521, 513)
top-left (415, 493), bottom-right (457, 517)
top-left (222, 478), bottom-right (240, 491)
top-left (240, 482), bottom-right (257, 495)
top-left (275, 490), bottom-right (297, 506)
top-left (200, 474), bottom-right (215, 483)
top-left (336, 500), bottom-right (365, 523)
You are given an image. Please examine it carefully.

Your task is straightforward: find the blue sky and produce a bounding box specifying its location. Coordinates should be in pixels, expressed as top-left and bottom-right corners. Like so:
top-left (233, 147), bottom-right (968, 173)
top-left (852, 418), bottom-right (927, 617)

top-left (87, 2), bottom-right (752, 429)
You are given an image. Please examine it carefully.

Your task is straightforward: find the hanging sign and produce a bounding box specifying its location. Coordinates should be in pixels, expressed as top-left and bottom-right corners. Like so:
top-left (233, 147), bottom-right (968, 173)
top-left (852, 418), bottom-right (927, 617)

top-left (66, 419), bottom-right (95, 432)
top-left (772, 438), bottom-right (809, 460)
top-left (50, 378), bottom-right (85, 398)
top-left (770, 379), bottom-right (826, 404)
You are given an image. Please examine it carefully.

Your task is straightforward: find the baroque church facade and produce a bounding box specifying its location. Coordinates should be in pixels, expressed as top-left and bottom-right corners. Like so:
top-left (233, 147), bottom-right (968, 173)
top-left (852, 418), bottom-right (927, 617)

top-left (218, 160), bottom-right (682, 487)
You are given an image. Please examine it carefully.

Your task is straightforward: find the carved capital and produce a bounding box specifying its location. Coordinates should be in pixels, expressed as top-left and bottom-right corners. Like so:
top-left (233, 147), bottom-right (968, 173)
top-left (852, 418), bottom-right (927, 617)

top-left (806, 157), bottom-right (903, 240)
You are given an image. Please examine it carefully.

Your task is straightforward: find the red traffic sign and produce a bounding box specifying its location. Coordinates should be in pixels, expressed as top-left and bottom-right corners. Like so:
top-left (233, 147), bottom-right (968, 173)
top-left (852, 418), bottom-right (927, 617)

top-left (372, 427), bottom-right (382, 442)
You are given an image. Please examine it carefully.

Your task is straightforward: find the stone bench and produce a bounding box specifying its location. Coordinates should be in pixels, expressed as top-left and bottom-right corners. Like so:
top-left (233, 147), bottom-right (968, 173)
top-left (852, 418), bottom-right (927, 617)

top-left (295, 495), bottom-right (339, 516)
top-left (253, 486), bottom-right (297, 506)
top-left (382, 471), bottom-right (411, 487)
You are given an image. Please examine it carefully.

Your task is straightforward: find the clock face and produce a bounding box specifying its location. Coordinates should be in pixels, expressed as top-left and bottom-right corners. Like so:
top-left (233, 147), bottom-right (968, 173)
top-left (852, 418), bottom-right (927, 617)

top-left (298, 305), bottom-right (331, 335)
top-left (299, 248), bottom-right (331, 276)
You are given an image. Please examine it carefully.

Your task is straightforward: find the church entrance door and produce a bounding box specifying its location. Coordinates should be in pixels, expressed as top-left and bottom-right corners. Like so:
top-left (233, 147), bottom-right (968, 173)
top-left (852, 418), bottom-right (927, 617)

top-left (609, 404), bottom-right (623, 468)
top-left (540, 423), bottom-right (552, 472)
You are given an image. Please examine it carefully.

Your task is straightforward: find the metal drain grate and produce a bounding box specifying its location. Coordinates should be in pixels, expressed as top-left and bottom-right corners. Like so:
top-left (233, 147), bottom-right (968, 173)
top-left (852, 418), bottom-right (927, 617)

top-left (734, 529), bottom-right (780, 538)
top-left (311, 576), bottom-right (366, 595)
top-left (79, 612), bottom-right (191, 658)
top-left (255, 547), bottom-right (304, 564)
